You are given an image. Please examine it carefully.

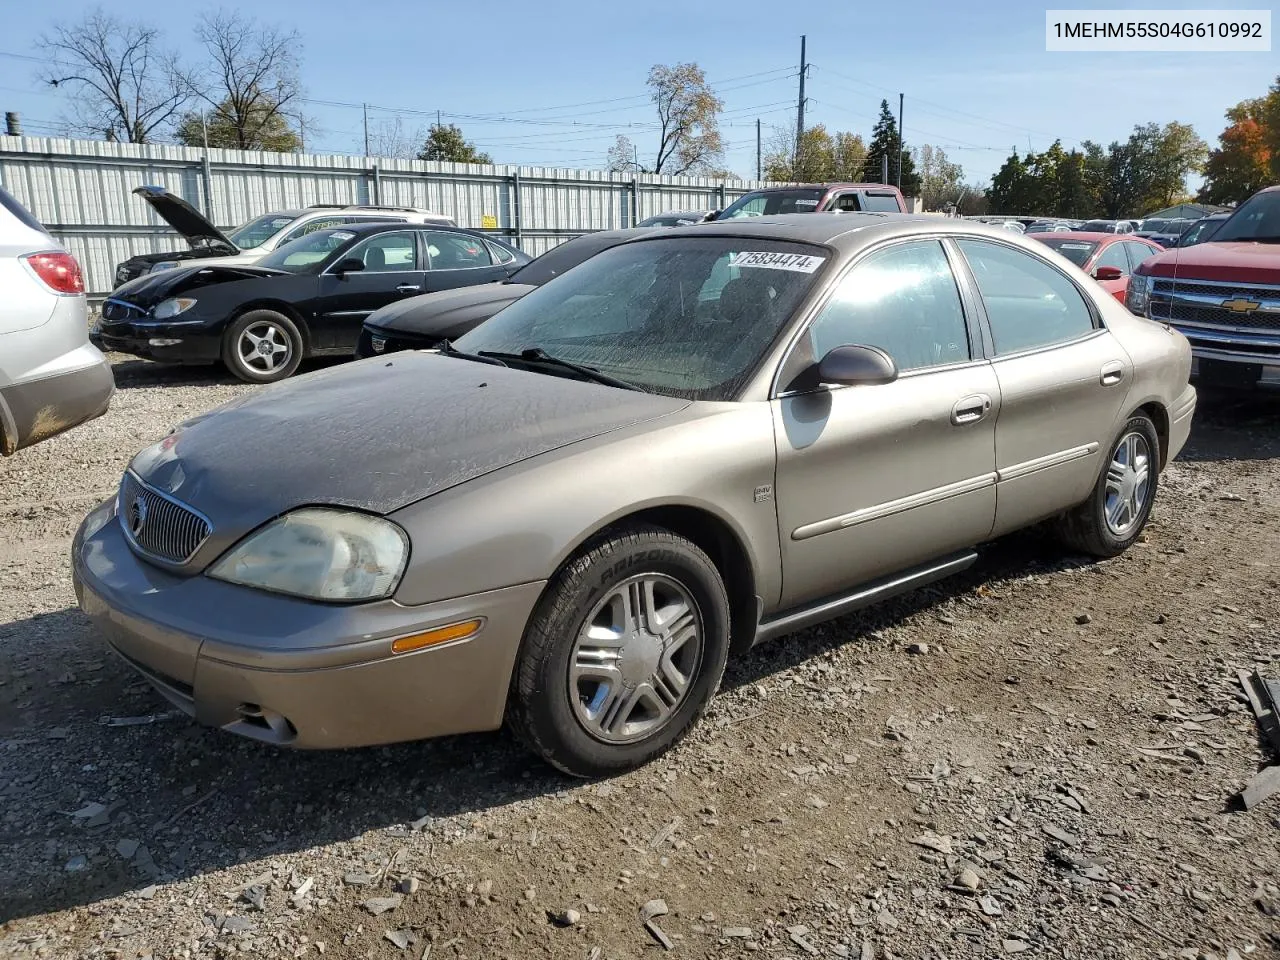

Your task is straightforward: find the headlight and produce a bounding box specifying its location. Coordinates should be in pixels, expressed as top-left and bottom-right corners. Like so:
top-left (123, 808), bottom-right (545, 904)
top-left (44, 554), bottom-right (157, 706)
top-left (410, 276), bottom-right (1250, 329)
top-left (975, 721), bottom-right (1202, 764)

top-left (208, 508), bottom-right (409, 602)
top-left (153, 297), bottom-right (197, 319)
top-left (149, 261), bottom-right (179, 274)
top-left (1125, 272), bottom-right (1151, 315)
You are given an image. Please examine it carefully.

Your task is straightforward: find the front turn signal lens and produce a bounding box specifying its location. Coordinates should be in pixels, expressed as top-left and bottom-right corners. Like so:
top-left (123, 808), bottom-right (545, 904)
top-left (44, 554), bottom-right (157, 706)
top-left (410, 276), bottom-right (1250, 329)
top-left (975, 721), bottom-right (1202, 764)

top-left (390, 618), bottom-right (484, 654)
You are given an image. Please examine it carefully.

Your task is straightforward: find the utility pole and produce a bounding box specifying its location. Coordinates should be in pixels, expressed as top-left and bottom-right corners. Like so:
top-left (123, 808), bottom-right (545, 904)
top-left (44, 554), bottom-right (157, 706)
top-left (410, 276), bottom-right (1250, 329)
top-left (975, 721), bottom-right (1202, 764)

top-left (363, 103), bottom-right (369, 156)
top-left (896, 92), bottom-right (904, 192)
top-left (747, 118), bottom-right (757, 181)
top-left (437, 110), bottom-right (441, 130)
top-left (795, 35), bottom-right (807, 176)
top-left (200, 111), bottom-right (209, 149)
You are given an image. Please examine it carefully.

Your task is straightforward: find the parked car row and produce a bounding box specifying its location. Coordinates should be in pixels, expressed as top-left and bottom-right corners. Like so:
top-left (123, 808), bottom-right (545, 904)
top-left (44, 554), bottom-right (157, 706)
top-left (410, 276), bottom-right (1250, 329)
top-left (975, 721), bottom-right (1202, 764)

top-left (73, 211), bottom-right (1197, 776)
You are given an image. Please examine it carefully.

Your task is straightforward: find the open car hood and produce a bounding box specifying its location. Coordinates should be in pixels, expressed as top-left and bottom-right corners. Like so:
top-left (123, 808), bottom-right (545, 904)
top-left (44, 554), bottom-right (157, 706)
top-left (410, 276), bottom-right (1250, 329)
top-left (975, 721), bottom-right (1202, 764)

top-left (133, 186), bottom-right (239, 255)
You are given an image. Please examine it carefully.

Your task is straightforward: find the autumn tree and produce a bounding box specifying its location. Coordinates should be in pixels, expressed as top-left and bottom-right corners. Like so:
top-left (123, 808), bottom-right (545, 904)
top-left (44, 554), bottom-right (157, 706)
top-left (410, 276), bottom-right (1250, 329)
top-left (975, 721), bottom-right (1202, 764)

top-left (1200, 79), bottom-right (1279, 204)
top-left (862, 100), bottom-right (920, 196)
top-left (182, 11), bottom-right (303, 151)
top-left (649, 63), bottom-right (724, 175)
top-left (38, 9), bottom-right (190, 143)
top-left (418, 124), bottom-right (491, 164)
top-left (763, 125), bottom-right (866, 182)
top-left (915, 144), bottom-right (965, 211)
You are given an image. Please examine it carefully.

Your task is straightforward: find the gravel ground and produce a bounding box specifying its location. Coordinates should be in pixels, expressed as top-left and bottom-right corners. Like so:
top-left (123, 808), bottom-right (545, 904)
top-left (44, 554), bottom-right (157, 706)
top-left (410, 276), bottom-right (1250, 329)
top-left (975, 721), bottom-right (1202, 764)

top-left (1, 357), bottom-right (1279, 960)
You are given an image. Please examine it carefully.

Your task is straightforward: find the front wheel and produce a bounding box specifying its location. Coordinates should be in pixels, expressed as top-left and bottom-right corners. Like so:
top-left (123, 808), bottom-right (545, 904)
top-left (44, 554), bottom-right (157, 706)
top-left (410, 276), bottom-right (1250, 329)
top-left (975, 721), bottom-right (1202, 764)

top-left (508, 524), bottom-right (731, 777)
top-left (222, 310), bottom-right (304, 384)
top-left (1054, 414), bottom-right (1160, 558)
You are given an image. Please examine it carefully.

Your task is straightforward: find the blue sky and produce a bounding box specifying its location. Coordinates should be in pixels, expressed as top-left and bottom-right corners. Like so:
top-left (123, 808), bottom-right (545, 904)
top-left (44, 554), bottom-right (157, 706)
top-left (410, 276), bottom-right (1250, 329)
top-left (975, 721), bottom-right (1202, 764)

top-left (0, 0), bottom-right (1276, 186)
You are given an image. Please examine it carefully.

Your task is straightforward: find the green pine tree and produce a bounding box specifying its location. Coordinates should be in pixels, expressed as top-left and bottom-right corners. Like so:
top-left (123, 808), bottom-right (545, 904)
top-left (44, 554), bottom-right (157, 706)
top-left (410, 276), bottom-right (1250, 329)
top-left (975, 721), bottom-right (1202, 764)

top-left (862, 100), bottom-right (920, 197)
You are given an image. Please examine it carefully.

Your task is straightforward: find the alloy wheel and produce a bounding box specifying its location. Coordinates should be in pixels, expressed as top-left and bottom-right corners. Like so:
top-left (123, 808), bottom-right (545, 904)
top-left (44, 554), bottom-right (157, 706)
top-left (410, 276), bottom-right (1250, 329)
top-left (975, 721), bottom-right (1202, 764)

top-left (1103, 431), bottom-right (1151, 537)
top-left (237, 320), bottom-right (292, 373)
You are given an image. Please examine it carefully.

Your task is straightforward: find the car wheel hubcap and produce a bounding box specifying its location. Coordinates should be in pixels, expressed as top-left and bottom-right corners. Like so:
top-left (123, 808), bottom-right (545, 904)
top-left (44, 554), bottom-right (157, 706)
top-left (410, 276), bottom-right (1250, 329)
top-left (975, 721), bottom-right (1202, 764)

top-left (1104, 432), bottom-right (1151, 537)
top-left (569, 574), bottom-right (703, 745)
top-left (238, 321), bottom-right (291, 373)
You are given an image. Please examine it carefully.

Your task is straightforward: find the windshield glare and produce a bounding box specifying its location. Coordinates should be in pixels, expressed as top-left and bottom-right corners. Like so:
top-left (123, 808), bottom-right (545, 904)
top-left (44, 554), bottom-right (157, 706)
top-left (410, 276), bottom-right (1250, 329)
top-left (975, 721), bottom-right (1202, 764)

top-left (1213, 191), bottom-right (1280, 242)
top-left (719, 189), bottom-right (825, 219)
top-left (1035, 238), bottom-right (1098, 268)
top-left (257, 228), bottom-right (354, 273)
top-left (454, 237), bottom-right (828, 400)
top-left (227, 214), bottom-right (295, 249)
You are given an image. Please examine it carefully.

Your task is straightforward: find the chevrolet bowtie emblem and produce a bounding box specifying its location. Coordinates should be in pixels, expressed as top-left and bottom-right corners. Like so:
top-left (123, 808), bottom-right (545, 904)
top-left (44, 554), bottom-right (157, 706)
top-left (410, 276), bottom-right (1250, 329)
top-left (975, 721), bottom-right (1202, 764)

top-left (1221, 297), bottom-right (1261, 314)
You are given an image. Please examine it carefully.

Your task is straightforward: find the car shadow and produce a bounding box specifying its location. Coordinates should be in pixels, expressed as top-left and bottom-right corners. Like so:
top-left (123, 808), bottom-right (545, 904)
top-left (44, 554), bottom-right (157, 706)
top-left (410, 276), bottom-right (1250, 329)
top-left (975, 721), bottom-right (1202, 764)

top-left (1177, 385), bottom-right (1280, 462)
top-left (107, 357), bottom-right (351, 390)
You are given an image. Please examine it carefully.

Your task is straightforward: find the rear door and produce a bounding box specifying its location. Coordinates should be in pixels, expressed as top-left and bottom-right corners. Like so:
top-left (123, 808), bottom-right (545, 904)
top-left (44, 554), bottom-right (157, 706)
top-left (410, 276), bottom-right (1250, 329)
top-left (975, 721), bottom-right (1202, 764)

top-left (312, 230), bottom-right (425, 349)
top-left (422, 231), bottom-right (508, 292)
top-left (954, 238), bottom-right (1132, 537)
top-left (772, 238), bottom-right (998, 608)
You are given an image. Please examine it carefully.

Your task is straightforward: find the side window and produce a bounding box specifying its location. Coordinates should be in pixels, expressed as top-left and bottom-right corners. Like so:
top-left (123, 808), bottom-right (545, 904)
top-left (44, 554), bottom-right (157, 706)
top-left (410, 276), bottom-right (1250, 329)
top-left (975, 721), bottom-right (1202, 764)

top-left (1094, 243), bottom-right (1130, 276)
top-left (348, 231), bottom-right (418, 272)
top-left (808, 240), bottom-right (970, 373)
top-left (487, 241), bottom-right (515, 265)
top-left (829, 193), bottom-right (861, 212)
top-left (1124, 242), bottom-right (1156, 272)
top-left (956, 239), bottom-right (1095, 355)
top-left (424, 232), bottom-right (493, 269)
top-left (280, 217), bottom-right (345, 245)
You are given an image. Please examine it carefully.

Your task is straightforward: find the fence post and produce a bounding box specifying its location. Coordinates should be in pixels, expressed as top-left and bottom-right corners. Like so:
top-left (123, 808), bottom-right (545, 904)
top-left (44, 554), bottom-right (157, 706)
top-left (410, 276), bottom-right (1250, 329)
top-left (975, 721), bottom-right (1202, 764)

top-left (512, 170), bottom-right (523, 247)
top-left (718, 182), bottom-right (726, 212)
top-left (371, 164), bottom-right (381, 206)
top-left (631, 176), bottom-right (640, 227)
top-left (201, 153), bottom-right (215, 222)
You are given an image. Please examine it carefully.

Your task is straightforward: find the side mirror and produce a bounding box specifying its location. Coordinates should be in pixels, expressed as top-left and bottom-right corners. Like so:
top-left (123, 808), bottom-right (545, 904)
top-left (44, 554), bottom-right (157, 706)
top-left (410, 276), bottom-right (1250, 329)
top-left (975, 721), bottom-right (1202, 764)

top-left (816, 344), bottom-right (898, 386)
top-left (334, 257), bottom-right (365, 275)
top-left (703, 210), bottom-right (720, 222)
top-left (1093, 265), bottom-right (1124, 281)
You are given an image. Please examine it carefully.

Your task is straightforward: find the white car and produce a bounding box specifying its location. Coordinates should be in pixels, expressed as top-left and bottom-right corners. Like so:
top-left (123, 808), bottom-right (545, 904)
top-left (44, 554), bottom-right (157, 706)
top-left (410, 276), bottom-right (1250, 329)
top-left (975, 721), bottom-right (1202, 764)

top-left (114, 187), bottom-right (457, 287)
top-left (0, 187), bottom-right (114, 455)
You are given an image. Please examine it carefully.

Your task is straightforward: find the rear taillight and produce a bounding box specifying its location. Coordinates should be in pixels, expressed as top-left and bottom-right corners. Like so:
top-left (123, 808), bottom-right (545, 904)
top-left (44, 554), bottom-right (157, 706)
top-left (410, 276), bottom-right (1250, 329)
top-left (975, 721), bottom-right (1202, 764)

top-left (22, 251), bottom-right (85, 295)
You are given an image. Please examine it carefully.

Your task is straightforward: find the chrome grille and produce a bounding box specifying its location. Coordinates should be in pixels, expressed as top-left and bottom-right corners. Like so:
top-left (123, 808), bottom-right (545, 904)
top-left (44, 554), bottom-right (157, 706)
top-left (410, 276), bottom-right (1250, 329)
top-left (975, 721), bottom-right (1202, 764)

top-left (102, 298), bottom-right (148, 323)
top-left (1150, 279), bottom-right (1280, 333)
top-left (118, 472), bottom-right (212, 566)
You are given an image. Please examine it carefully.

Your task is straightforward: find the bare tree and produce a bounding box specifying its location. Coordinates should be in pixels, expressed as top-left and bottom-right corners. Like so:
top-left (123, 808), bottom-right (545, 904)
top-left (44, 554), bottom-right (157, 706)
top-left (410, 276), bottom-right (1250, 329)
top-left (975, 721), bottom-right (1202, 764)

top-left (649, 63), bottom-right (724, 175)
top-left (606, 135), bottom-right (641, 173)
top-left (367, 115), bottom-right (424, 160)
top-left (38, 9), bottom-right (190, 143)
top-left (184, 11), bottom-right (302, 150)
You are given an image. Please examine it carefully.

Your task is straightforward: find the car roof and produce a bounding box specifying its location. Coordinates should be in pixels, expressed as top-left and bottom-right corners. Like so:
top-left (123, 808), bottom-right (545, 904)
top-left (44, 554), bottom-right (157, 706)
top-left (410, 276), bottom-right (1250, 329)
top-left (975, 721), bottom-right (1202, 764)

top-left (744, 183), bottom-right (902, 194)
top-left (307, 220), bottom-right (489, 239)
top-left (1028, 231), bottom-right (1126, 243)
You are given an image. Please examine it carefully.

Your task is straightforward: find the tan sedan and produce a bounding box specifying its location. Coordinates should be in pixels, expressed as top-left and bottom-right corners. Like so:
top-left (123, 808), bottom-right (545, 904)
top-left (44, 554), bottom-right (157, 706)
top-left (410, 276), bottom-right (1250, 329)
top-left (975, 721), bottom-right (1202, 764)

top-left (73, 214), bottom-right (1196, 776)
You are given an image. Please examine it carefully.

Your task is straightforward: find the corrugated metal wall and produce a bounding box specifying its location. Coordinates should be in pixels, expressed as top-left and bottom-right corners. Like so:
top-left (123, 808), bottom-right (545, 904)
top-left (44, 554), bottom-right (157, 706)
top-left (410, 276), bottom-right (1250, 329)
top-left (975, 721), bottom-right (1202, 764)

top-left (0, 136), bottom-right (777, 297)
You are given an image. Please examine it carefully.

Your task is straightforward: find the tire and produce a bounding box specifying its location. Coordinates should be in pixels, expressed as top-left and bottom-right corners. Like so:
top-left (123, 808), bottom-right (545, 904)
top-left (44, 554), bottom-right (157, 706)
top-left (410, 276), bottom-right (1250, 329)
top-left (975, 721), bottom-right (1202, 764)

top-left (1054, 414), bottom-right (1160, 558)
top-left (221, 310), bottom-right (304, 384)
top-left (508, 524), bottom-right (731, 778)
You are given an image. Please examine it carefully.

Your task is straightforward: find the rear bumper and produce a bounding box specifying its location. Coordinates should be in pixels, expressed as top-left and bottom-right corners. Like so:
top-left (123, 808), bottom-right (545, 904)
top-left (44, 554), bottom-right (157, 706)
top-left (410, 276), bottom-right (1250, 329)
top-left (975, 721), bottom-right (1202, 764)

top-left (72, 501), bottom-right (544, 749)
top-left (1167, 384), bottom-right (1196, 463)
top-left (0, 351), bottom-right (114, 455)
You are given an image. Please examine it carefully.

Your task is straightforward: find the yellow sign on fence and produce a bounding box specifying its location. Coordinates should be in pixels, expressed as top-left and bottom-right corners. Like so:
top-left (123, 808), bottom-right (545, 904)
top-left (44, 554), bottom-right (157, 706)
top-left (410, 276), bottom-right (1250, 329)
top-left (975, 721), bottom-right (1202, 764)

top-left (481, 214), bottom-right (498, 229)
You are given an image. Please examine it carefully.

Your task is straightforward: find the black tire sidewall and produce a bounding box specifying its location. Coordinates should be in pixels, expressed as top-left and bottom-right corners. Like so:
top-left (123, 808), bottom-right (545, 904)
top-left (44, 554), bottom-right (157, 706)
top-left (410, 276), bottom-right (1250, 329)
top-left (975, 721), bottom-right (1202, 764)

top-left (1090, 415), bottom-right (1160, 552)
top-left (515, 530), bottom-right (731, 777)
top-left (222, 310), bottom-right (304, 383)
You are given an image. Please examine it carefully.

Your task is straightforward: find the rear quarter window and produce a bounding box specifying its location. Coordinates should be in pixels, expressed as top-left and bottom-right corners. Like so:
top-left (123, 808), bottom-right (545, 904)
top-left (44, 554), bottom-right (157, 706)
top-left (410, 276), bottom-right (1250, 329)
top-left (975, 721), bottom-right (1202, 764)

top-left (859, 193), bottom-right (904, 213)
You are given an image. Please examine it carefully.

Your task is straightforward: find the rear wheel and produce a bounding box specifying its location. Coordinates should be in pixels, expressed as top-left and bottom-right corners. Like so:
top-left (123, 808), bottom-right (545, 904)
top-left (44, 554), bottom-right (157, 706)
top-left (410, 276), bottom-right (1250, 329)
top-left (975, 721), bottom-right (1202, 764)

top-left (222, 310), bottom-right (304, 384)
top-left (508, 524), bottom-right (731, 777)
top-left (1054, 414), bottom-right (1160, 558)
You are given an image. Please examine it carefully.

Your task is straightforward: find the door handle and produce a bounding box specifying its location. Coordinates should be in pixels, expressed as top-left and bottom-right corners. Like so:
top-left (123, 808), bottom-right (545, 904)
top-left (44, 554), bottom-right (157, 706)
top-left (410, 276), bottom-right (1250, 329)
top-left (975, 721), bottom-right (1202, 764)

top-left (951, 393), bottom-right (992, 425)
top-left (396, 284), bottom-right (421, 293)
top-left (1100, 361), bottom-right (1124, 386)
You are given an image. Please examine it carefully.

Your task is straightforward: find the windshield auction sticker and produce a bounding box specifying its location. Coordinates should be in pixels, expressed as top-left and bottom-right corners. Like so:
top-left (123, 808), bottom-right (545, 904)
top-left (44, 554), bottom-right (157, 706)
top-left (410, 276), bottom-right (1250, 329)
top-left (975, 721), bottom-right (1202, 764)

top-left (730, 251), bottom-right (826, 273)
top-left (1046, 9), bottom-right (1270, 51)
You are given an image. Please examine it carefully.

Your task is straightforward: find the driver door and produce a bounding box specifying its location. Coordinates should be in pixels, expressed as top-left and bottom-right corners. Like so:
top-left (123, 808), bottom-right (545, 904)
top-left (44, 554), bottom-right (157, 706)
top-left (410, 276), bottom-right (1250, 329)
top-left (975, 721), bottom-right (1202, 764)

top-left (313, 231), bottom-right (425, 350)
top-left (772, 239), bottom-right (999, 608)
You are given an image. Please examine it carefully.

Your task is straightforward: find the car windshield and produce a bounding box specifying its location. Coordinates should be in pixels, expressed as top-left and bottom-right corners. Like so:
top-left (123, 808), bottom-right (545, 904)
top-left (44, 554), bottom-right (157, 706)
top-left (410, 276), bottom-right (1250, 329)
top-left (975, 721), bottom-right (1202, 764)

top-left (1212, 191), bottom-right (1280, 242)
top-left (509, 233), bottom-right (635, 286)
top-left (257, 228), bottom-right (355, 273)
top-left (227, 214), bottom-right (296, 249)
top-left (1182, 217), bottom-right (1224, 245)
top-left (1081, 220), bottom-right (1115, 232)
top-left (718, 189), bottom-right (826, 219)
top-left (860, 193), bottom-right (902, 212)
top-left (1033, 237), bottom-right (1098, 267)
top-left (453, 236), bottom-right (828, 401)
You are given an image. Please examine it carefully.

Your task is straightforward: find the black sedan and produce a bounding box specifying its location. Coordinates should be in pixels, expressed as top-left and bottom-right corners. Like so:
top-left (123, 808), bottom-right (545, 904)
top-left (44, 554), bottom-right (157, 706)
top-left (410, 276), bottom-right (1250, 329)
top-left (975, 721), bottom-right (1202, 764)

top-left (355, 228), bottom-right (648, 359)
top-left (94, 222), bottom-right (529, 382)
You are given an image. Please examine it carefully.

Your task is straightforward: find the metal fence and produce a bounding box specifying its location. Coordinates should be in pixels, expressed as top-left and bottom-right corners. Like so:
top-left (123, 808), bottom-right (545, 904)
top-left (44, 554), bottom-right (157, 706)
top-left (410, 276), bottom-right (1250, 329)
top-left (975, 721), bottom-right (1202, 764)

top-left (0, 135), bottom-right (779, 298)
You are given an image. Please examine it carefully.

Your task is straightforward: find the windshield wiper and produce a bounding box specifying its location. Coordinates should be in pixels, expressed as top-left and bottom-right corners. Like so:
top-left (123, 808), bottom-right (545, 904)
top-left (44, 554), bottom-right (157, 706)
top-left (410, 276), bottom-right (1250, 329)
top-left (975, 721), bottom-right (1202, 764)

top-left (477, 347), bottom-right (641, 391)
top-left (435, 339), bottom-right (509, 367)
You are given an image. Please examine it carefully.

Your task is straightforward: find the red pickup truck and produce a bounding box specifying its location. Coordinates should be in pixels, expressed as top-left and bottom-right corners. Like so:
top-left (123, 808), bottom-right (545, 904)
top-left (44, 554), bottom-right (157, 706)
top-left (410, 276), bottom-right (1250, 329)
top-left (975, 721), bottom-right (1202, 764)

top-left (1127, 185), bottom-right (1280, 388)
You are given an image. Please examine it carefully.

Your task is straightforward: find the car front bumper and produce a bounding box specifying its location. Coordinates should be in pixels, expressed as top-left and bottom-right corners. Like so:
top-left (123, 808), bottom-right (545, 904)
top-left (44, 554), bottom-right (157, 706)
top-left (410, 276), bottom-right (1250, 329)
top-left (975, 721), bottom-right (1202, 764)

top-left (91, 318), bottom-right (223, 364)
top-left (354, 324), bottom-right (440, 360)
top-left (72, 501), bottom-right (545, 749)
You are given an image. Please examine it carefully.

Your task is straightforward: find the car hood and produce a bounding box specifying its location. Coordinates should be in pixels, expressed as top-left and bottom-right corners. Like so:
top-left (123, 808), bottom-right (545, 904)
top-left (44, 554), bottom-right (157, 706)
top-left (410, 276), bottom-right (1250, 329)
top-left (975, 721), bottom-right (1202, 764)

top-left (110, 263), bottom-right (286, 307)
top-left (1141, 241), bottom-right (1280, 284)
top-left (366, 283), bottom-right (536, 336)
top-left (127, 352), bottom-right (691, 558)
top-left (134, 186), bottom-right (238, 254)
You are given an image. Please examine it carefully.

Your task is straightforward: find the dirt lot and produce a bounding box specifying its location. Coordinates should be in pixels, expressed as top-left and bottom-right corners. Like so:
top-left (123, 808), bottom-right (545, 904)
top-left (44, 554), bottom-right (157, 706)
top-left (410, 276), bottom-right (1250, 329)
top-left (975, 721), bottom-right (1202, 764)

top-left (1, 358), bottom-right (1278, 960)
